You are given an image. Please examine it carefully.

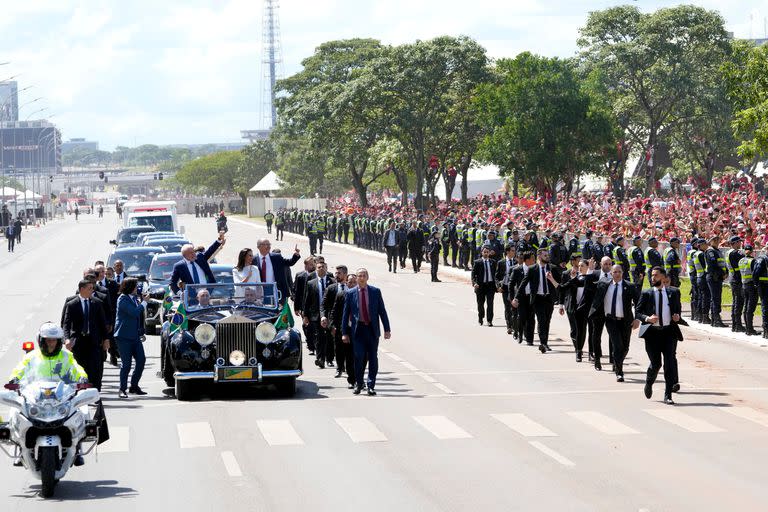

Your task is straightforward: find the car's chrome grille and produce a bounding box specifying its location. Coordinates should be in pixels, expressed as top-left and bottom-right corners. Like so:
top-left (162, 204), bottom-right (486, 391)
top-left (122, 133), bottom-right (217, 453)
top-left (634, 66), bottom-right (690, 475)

top-left (215, 316), bottom-right (258, 361)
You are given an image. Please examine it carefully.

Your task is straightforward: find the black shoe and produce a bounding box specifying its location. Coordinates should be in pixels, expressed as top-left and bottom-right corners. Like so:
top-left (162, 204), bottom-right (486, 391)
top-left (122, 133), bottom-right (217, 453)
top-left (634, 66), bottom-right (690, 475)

top-left (644, 381), bottom-right (653, 399)
top-left (12, 457), bottom-right (22, 467)
top-left (746, 329), bottom-right (760, 336)
top-left (588, 354), bottom-right (595, 362)
top-left (672, 383), bottom-right (680, 393)
top-left (712, 319), bottom-right (727, 328)
top-left (118, 390), bottom-right (128, 398)
top-left (327, 361), bottom-right (335, 368)
top-left (663, 395), bottom-right (675, 405)
top-left (315, 360), bottom-right (325, 369)
top-left (616, 375), bottom-right (624, 382)
top-left (432, 278), bottom-right (442, 282)
top-left (733, 324), bottom-right (745, 332)
top-left (348, 383), bottom-right (355, 389)
top-left (539, 345), bottom-right (546, 354)
top-left (74, 455), bottom-right (85, 467)
top-left (128, 387), bottom-right (147, 395)
top-left (334, 370), bottom-right (342, 378)
top-left (308, 351), bottom-right (315, 356)
top-left (594, 362), bottom-right (602, 371)
top-left (544, 344), bottom-right (552, 352)
top-left (353, 386), bottom-right (362, 395)
top-left (478, 320), bottom-right (483, 326)
top-left (576, 352), bottom-right (582, 362)
top-left (367, 389), bottom-right (377, 396)
top-left (526, 341), bottom-right (534, 346)
top-left (487, 322), bottom-right (493, 327)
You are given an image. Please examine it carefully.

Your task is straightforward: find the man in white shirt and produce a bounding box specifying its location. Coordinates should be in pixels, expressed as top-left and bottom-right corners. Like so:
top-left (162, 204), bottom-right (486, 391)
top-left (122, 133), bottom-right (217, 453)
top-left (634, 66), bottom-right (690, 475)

top-left (253, 238), bottom-right (301, 305)
top-left (169, 233), bottom-right (226, 294)
top-left (472, 247), bottom-right (498, 326)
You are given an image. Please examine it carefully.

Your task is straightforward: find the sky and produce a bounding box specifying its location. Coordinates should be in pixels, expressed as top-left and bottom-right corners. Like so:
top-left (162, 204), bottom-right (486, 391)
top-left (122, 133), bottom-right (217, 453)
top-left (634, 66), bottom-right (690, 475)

top-left (1, 0), bottom-right (766, 151)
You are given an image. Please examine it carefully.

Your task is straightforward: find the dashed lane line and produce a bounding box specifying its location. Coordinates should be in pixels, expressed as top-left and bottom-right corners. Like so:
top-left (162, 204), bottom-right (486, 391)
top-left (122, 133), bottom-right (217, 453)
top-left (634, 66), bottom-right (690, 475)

top-left (567, 411), bottom-right (639, 435)
top-left (414, 415), bottom-right (472, 440)
top-left (177, 422), bottom-right (216, 448)
top-left (221, 451), bottom-right (243, 477)
top-left (529, 441), bottom-right (575, 467)
top-left (492, 413), bottom-right (558, 437)
top-left (335, 417), bottom-right (388, 443)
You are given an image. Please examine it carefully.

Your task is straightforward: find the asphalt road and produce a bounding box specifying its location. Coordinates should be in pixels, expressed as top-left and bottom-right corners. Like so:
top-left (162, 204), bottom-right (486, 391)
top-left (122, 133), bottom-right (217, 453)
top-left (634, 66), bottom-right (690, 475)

top-left (2, 211), bottom-right (768, 511)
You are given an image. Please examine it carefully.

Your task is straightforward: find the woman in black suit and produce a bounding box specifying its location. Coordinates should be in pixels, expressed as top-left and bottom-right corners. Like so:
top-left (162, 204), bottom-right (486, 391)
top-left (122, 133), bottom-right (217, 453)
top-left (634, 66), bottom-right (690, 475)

top-left (114, 277), bottom-right (147, 398)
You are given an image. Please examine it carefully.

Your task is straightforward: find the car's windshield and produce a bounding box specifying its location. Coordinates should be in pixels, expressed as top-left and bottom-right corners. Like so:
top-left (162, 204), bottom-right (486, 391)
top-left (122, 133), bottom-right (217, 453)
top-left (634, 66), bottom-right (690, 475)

top-left (109, 250), bottom-right (163, 274)
top-left (149, 257), bottom-right (177, 281)
top-left (129, 215), bottom-right (174, 232)
top-left (184, 283), bottom-right (278, 310)
top-left (137, 232), bottom-right (177, 245)
top-left (118, 228), bottom-right (154, 244)
top-left (147, 239), bottom-right (189, 253)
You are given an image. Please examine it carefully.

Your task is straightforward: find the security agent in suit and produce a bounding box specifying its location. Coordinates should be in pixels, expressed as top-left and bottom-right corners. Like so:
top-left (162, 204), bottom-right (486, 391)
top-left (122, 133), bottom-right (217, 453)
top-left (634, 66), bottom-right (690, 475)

top-left (589, 265), bottom-right (640, 381)
top-left (169, 233), bottom-right (226, 294)
top-left (509, 251), bottom-right (535, 344)
top-left (589, 256), bottom-right (614, 369)
top-left (512, 248), bottom-right (562, 353)
top-left (322, 266), bottom-right (355, 386)
top-left (558, 257), bottom-right (596, 362)
top-left (495, 245), bottom-right (517, 335)
top-left (341, 268), bottom-right (391, 396)
top-left (636, 267), bottom-right (687, 405)
top-left (704, 235), bottom-right (727, 327)
top-left (382, 220), bottom-right (403, 273)
top-left (62, 280), bottom-right (110, 391)
top-left (293, 257), bottom-right (317, 354)
top-left (302, 262), bottom-right (335, 369)
top-left (472, 247), bottom-right (498, 326)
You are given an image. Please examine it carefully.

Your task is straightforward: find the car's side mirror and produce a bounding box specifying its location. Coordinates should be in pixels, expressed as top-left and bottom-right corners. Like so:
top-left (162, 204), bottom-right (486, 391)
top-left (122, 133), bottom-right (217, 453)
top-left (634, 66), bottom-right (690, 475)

top-left (109, 240), bottom-right (117, 245)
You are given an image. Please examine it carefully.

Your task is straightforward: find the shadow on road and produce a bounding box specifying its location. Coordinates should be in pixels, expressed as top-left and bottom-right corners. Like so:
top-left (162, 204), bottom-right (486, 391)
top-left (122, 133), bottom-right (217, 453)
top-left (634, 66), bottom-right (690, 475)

top-left (13, 480), bottom-right (138, 501)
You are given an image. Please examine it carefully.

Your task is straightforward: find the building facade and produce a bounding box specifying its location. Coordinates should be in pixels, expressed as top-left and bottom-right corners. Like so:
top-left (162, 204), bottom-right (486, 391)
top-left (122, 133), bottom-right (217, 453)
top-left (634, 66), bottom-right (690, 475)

top-left (0, 81), bottom-right (19, 122)
top-left (0, 121), bottom-right (62, 174)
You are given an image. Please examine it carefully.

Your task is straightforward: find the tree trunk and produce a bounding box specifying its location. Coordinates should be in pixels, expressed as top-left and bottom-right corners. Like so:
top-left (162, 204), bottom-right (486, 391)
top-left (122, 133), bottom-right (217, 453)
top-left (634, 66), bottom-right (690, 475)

top-left (513, 170), bottom-right (519, 197)
top-left (644, 130), bottom-right (657, 196)
top-left (459, 155), bottom-right (471, 203)
top-left (349, 169), bottom-right (368, 207)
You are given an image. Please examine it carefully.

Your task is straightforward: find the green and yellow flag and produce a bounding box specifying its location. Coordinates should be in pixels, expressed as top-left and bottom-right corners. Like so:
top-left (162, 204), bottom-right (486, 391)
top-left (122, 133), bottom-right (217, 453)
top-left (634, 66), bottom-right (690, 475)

top-left (274, 302), bottom-right (294, 330)
top-left (162, 286), bottom-right (174, 311)
top-left (170, 303), bottom-right (188, 334)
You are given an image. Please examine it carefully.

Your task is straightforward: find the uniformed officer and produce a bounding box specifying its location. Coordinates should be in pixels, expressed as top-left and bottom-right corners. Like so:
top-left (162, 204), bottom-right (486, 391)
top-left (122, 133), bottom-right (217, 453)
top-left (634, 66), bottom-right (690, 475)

top-left (613, 236), bottom-right (630, 277)
top-left (482, 230), bottom-right (504, 262)
top-left (628, 236), bottom-right (646, 286)
top-left (591, 234), bottom-right (605, 268)
top-left (581, 230), bottom-right (594, 264)
top-left (448, 218), bottom-right (459, 267)
top-left (644, 237), bottom-right (663, 287)
top-left (426, 231), bottom-right (442, 282)
top-left (687, 238), bottom-right (701, 321)
top-left (549, 233), bottom-right (569, 269)
top-left (664, 237), bottom-right (682, 287)
top-left (694, 239), bottom-right (711, 324)
top-left (568, 232), bottom-right (581, 260)
top-left (264, 210), bottom-right (275, 233)
top-left (467, 221), bottom-right (478, 265)
top-left (739, 245), bottom-right (760, 336)
top-left (315, 214), bottom-right (327, 254)
top-left (604, 235), bottom-right (617, 264)
top-left (539, 229), bottom-right (552, 250)
top-left (705, 235), bottom-right (727, 327)
top-left (726, 236), bottom-right (745, 332)
top-left (439, 221), bottom-right (452, 266)
top-left (754, 247), bottom-right (768, 339)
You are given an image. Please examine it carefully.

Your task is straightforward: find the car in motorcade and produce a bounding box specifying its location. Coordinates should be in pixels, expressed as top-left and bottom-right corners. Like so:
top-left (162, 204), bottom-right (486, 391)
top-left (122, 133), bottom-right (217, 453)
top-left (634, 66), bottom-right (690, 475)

top-left (109, 226), bottom-right (156, 248)
top-left (144, 256), bottom-right (234, 335)
top-left (160, 282), bottom-right (302, 400)
top-left (135, 231), bottom-right (180, 246)
top-left (106, 246), bottom-right (165, 279)
top-left (144, 238), bottom-right (191, 254)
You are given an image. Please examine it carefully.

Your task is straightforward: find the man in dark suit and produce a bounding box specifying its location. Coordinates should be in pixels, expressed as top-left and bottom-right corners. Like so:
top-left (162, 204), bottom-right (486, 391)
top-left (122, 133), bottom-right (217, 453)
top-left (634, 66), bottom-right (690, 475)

top-left (589, 256), bottom-right (614, 368)
top-left (589, 265), bottom-right (640, 381)
top-left (6, 223), bottom-right (15, 252)
top-left (513, 248), bottom-right (563, 353)
top-left (169, 233), bottom-right (226, 294)
top-left (558, 257), bottom-right (596, 362)
top-left (382, 220), bottom-right (403, 273)
top-left (62, 280), bottom-right (110, 390)
top-left (472, 247), bottom-right (498, 326)
top-left (113, 260), bottom-right (128, 285)
top-left (341, 268), bottom-right (391, 396)
top-left (252, 238), bottom-right (301, 305)
top-left (636, 267), bottom-right (687, 405)
top-left (322, 265), bottom-right (355, 385)
top-left (495, 245), bottom-right (517, 335)
top-left (95, 264), bottom-right (120, 366)
top-left (303, 261), bottom-right (335, 369)
top-left (293, 257), bottom-right (316, 354)
top-left (509, 251), bottom-right (535, 343)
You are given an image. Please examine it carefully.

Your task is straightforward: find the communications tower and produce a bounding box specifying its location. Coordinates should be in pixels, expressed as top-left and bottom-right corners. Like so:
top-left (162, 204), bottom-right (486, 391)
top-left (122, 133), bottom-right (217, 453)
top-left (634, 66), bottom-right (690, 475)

top-left (241, 0), bottom-right (284, 142)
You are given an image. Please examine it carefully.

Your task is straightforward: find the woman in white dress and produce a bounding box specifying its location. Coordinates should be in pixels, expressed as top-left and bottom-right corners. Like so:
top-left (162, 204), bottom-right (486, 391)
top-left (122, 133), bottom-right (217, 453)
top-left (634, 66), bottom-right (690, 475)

top-left (232, 248), bottom-right (260, 298)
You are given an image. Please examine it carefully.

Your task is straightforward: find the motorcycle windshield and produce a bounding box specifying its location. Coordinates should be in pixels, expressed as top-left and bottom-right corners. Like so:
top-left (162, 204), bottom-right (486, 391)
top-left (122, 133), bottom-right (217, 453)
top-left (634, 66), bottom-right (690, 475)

top-left (20, 379), bottom-right (76, 405)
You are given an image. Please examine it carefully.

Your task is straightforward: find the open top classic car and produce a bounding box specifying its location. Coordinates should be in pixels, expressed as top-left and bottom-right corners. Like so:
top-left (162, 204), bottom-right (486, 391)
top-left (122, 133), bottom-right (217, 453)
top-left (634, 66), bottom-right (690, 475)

top-left (160, 282), bottom-right (302, 400)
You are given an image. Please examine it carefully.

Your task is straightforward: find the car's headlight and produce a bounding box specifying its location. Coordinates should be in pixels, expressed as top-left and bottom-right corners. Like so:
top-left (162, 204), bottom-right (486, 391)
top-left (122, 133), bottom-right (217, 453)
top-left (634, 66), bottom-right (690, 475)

top-left (194, 323), bottom-right (216, 346)
top-left (229, 350), bottom-right (245, 366)
top-left (255, 322), bottom-right (277, 343)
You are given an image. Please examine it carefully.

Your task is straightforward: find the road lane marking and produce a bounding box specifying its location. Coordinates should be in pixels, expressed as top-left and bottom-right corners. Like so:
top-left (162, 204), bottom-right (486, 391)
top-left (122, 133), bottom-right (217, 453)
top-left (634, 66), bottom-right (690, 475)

top-left (413, 290), bottom-right (425, 296)
top-left (721, 407), bottom-right (768, 428)
top-left (529, 441), bottom-right (575, 467)
top-left (221, 451), bottom-right (243, 477)
top-left (15, 326), bottom-right (24, 335)
top-left (388, 282), bottom-right (401, 288)
top-left (645, 409), bottom-right (724, 433)
top-left (177, 422), bottom-right (216, 448)
top-left (400, 361), bottom-right (419, 371)
top-left (440, 299), bottom-right (456, 306)
top-left (414, 371), bottom-right (437, 383)
top-left (335, 417), bottom-right (388, 443)
top-left (100, 426), bottom-right (130, 453)
top-left (492, 413), bottom-right (558, 437)
top-left (433, 383), bottom-right (456, 394)
top-left (413, 415), bottom-right (472, 440)
top-left (385, 352), bottom-right (403, 362)
top-left (567, 411), bottom-right (639, 435)
top-left (24, 313), bottom-right (33, 322)
top-left (257, 420), bottom-right (304, 446)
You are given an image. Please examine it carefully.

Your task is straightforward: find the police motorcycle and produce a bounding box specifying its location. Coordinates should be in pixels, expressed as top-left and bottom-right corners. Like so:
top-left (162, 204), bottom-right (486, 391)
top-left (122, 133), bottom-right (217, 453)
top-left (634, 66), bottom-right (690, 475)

top-left (0, 323), bottom-right (102, 498)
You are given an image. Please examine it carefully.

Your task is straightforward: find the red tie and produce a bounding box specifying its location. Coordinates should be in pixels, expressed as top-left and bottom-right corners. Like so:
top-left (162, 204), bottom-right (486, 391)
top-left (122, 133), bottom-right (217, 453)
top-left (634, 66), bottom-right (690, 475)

top-left (360, 287), bottom-right (370, 324)
top-left (260, 256), bottom-right (267, 282)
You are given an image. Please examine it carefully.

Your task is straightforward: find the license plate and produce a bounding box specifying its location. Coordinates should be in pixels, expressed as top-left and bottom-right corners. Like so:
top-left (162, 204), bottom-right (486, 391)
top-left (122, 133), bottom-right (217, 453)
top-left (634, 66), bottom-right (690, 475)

top-left (221, 368), bottom-right (254, 380)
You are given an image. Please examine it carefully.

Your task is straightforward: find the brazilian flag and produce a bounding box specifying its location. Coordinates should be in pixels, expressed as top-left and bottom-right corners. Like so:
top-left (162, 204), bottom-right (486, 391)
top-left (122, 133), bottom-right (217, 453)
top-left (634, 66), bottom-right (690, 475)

top-left (170, 303), bottom-right (188, 334)
top-left (274, 302), bottom-right (294, 330)
top-left (162, 286), bottom-right (174, 311)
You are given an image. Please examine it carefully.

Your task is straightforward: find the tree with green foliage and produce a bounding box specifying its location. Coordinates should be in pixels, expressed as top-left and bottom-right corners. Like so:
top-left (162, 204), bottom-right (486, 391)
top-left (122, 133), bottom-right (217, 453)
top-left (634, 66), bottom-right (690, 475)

top-left (174, 151), bottom-right (243, 196)
top-left (578, 5), bottom-right (732, 193)
top-left (238, 140), bottom-right (277, 198)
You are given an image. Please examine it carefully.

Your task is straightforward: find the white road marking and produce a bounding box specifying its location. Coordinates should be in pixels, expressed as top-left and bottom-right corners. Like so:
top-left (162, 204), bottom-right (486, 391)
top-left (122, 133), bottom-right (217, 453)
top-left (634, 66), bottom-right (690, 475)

top-left (385, 352), bottom-right (403, 362)
top-left (413, 290), bottom-right (425, 296)
top-left (645, 409), bottom-right (724, 433)
top-left (24, 313), bottom-right (33, 322)
top-left (15, 326), bottom-right (25, 335)
top-left (221, 451), bottom-right (243, 477)
top-left (492, 413), bottom-right (558, 437)
top-left (257, 420), bottom-right (304, 446)
top-left (177, 422), bottom-right (216, 448)
top-left (100, 426), bottom-right (130, 453)
top-left (529, 441), bottom-right (575, 467)
top-left (335, 417), bottom-right (388, 443)
top-left (440, 299), bottom-right (456, 306)
top-left (721, 407), bottom-right (768, 428)
top-left (413, 415), bottom-right (472, 440)
top-left (433, 383), bottom-right (456, 394)
top-left (415, 371), bottom-right (437, 383)
top-left (400, 361), bottom-right (419, 371)
top-left (388, 282), bottom-right (401, 288)
top-left (567, 411), bottom-right (639, 435)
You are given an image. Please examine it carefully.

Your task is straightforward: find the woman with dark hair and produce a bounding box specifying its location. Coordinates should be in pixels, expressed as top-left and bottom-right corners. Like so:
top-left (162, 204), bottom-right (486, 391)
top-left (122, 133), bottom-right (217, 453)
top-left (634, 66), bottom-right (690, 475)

top-left (113, 277), bottom-right (147, 398)
top-left (233, 248), bottom-right (259, 298)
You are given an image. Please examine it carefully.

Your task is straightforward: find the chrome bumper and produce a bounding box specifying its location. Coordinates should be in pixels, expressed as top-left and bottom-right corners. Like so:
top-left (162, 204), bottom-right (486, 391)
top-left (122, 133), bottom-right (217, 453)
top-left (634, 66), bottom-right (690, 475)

top-left (173, 368), bottom-right (302, 382)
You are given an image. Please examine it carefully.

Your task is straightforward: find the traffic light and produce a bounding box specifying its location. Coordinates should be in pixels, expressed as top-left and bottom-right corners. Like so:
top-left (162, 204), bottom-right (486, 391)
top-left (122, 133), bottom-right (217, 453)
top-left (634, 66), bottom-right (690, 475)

top-left (158, 172), bottom-right (163, 181)
top-left (104, 176), bottom-right (108, 184)
top-left (49, 175), bottom-right (53, 183)
top-left (98, 171), bottom-right (104, 180)
top-left (68, 186), bottom-right (72, 193)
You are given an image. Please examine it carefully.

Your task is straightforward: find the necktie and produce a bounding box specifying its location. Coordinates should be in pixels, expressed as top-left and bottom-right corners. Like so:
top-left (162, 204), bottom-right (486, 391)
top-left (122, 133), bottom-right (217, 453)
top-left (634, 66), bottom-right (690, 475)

top-left (611, 284), bottom-right (618, 317)
top-left (260, 256), bottom-right (267, 282)
top-left (541, 266), bottom-right (548, 295)
top-left (83, 300), bottom-right (90, 335)
top-left (360, 288), bottom-right (370, 323)
top-left (116, 274), bottom-right (122, 284)
top-left (190, 262), bottom-right (200, 284)
top-left (657, 289), bottom-right (664, 327)
top-left (485, 260), bottom-right (490, 282)
top-left (319, 278), bottom-right (325, 302)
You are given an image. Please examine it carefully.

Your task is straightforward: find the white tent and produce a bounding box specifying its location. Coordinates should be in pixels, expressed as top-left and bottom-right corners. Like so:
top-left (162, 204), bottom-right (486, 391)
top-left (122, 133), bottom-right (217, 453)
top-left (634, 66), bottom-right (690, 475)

top-left (249, 171), bottom-right (283, 193)
top-left (15, 190), bottom-right (42, 199)
top-left (0, 186), bottom-right (21, 199)
top-left (434, 164), bottom-right (506, 201)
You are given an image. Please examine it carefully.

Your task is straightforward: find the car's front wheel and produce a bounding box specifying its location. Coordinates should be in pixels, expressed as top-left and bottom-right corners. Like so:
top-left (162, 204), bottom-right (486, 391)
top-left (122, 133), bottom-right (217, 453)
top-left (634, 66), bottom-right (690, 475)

top-left (162, 349), bottom-right (175, 388)
top-left (273, 378), bottom-right (296, 397)
top-left (175, 379), bottom-right (194, 401)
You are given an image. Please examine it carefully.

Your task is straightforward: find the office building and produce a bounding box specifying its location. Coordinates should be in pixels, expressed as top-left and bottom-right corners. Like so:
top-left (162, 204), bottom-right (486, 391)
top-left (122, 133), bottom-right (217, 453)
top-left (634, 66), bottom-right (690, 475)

top-left (0, 81), bottom-right (19, 122)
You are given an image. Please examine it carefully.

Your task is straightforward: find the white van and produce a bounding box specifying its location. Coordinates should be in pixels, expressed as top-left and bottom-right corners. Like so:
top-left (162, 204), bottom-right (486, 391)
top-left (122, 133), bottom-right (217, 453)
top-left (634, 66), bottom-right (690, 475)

top-left (122, 201), bottom-right (183, 233)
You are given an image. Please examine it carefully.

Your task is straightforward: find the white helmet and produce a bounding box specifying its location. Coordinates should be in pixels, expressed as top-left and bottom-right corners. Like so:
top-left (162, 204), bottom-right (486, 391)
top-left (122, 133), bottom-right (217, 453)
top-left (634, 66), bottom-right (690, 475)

top-left (37, 322), bottom-right (65, 358)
